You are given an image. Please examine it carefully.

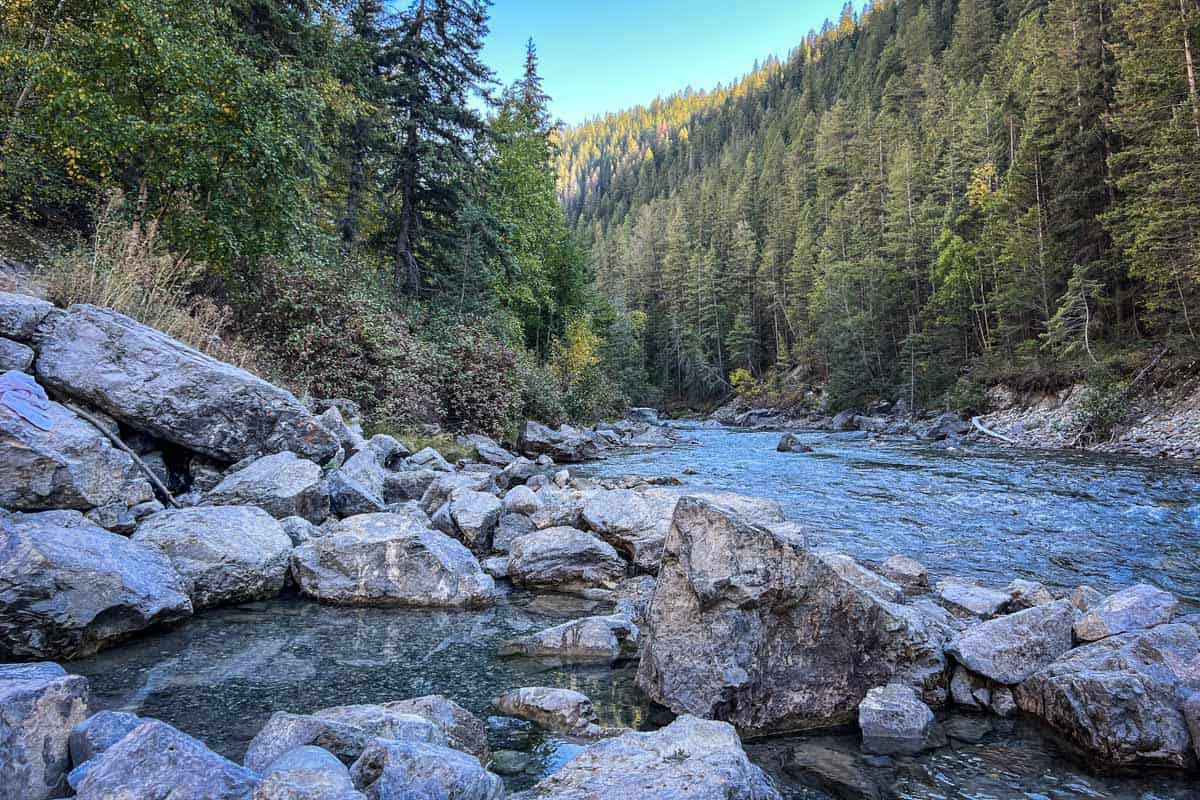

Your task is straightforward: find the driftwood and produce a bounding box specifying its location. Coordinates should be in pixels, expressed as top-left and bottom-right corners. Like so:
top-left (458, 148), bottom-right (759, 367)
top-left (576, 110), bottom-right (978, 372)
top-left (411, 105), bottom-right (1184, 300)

top-left (971, 416), bottom-right (1017, 445)
top-left (63, 401), bottom-right (178, 508)
top-left (1070, 346), bottom-right (1170, 448)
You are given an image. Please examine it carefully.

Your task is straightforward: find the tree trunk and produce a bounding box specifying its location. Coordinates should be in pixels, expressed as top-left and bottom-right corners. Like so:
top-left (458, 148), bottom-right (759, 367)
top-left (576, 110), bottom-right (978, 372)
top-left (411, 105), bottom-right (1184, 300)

top-left (339, 117), bottom-right (369, 248)
top-left (1183, 0), bottom-right (1200, 143)
top-left (394, 123), bottom-right (421, 296)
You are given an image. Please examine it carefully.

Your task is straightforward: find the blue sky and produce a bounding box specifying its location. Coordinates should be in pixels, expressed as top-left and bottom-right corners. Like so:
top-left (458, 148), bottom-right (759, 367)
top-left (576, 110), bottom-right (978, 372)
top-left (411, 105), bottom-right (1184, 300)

top-left (480, 0), bottom-right (847, 126)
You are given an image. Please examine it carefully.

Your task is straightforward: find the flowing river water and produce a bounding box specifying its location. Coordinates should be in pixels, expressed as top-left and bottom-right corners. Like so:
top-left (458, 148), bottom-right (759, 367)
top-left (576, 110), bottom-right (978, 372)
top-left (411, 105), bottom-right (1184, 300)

top-left (71, 424), bottom-right (1200, 799)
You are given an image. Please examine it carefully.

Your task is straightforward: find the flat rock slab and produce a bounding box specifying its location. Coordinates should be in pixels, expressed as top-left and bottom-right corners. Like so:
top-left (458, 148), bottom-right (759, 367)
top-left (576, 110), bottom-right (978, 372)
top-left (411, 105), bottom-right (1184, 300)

top-left (1016, 620), bottom-right (1200, 768)
top-left (0, 398), bottom-right (153, 512)
top-left (34, 304), bottom-right (337, 463)
top-left (0, 512), bottom-right (192, 659)
top-left (948, 600), bottom-right (1075, 685)
top-left (935, 579), bottom-right (1013, 618)
top-left (206, 451), bottom-right (329, 523)
top-left (291, 512), bottom-right (496, 608)
top-left (519, 714), bottom-right (781, 800)
top-left (133, 506), bottom-right (293, 610)
top-left (0, 662), bottom-right (90, 800)
top-left (1073, 583), bottom-right (1178, 642)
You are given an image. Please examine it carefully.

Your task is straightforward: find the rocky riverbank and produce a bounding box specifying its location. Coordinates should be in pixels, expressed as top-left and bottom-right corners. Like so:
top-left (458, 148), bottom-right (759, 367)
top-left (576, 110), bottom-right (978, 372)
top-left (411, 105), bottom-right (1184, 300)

top-left (3, 291), bottom-right (1198, 798)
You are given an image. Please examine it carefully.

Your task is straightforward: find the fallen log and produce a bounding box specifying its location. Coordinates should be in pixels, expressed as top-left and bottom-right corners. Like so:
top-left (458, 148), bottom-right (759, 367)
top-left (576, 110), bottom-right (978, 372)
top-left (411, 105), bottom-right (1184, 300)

top-left (971, 416), bottom-right (1017, 445)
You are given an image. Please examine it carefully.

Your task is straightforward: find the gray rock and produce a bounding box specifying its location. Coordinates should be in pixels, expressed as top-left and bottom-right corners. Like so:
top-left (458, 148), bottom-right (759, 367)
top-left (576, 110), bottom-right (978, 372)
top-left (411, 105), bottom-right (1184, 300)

top-left (35, 304), bottom-right (337, 463)
top-left (492, 513), bottom-right (534, 553)
top-left (948, 600), bottom-right (1075, 685)
top-left (519, 715), bottom-right (780, 800)
top-left (879, 555), bottom-right (928, 591)
top-left (1016, 620), bottom-right (1200, 768)
top-left (350, 739), bottom-right (502, 800)
top-left (255, 746), bottom-right (364, 800)
top-left (492, 687), bottom-right (612, 738)
top-left (280, 515), bottom-right (321, 546)
top-left (506, 527), bottom-right (627, 595)
top-left (318, 407), bottom-right (366, 456)
top-left (1073, 583), bottom-right (1178, 642)
top-left (831, 410), bottom-right (858, 431)
top-left (481, 556), bottom-right (509, 578)
top-left (408, 447), bottom-right (452, 473)
top-left (382, 695), bottom-right (489, 764)
top-left (1004, 578), bottom-right (1055, 610)
top-left (0, 292), bottom-right (55, 342)
top-left (636, 497), bottom-right (951, 736)
top-left (779, 742), bottom-right (882, 800)
top-left (133, 506), bottom-right (293, 610)
top-left (382, 468), bottom-right (439, 504)
top-left (579, 489), bottom-right (670, 574)
top-left (518, 420), bottom-right (600, 463)
top-left (189, 456), bottom-right (226, 492)
top-left (366, 435), bottom-right (410, 469)
top-left (437, 489), bottom-right (501, 552)
top-left (0, 337), bottom-right (34, 371)
top-left (818, 552), bottom-right (905, 603)
top-left (460, 434), bottom-right (517, 467)
top-left (327, 451), bottom-right (389, 518)
top-left (935, 579), bottom-right (1012, 618)
top-left (0, 662), bottom-right (90, 800)
top-left (0, 397), bottom-right (154, 511)
top-left (69, 710), bottom-right (141, 768)
top-left (920, 412), bottom-right (969, 441)
top-left (949, 665), bottom-right (992, 710)
top-left (499, 615), bottom-right (638, 662)
top-left (245, 705), bottom-right (445, 772)
top-left (419, 472), bottom-right (493, 517)
top-left (291, 513), bottom-right (496, 608)
top-left (0, 513), bottom-right (192, 659)
top-left (502, 485), bottom-right (541, 516)
top-left (858, 683), bottom-right (941, 755)
top-left (1070, 584), bottom-right (1105, 612)
top-left (1185, 693), bottom-right (1200, 763)
top-left (84, 502), bottom-right (138, 534)
top-left (501, 457), bottom-right (539, 486)
top-left (207, 452), bottom-right (329, 523)
top-left (776, 433), bottom-right (812, 453)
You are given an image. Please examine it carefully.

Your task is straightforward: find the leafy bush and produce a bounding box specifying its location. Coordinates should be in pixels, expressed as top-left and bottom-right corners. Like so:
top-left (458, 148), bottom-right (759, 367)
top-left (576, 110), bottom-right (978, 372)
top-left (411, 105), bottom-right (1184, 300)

top-left (436, 322), bottom-right (523, 438)
top-left (518, 354), bottom-right (565, 427)
top-left (944, 377), bottom-right (989, 416)
top-left (1072, 375), bottom-right (1131, 442)
top-left (729, 368), bottom-right (759, 400)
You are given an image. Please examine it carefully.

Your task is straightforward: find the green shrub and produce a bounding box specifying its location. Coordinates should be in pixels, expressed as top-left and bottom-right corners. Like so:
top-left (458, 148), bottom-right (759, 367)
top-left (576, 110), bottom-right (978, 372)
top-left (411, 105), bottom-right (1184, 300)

top-left (944, 377), bottom-right (989, 416)
top-left (1072, 374), bottom-right (1130, 442)
top-left (436, 322), bottom-right (523, 438)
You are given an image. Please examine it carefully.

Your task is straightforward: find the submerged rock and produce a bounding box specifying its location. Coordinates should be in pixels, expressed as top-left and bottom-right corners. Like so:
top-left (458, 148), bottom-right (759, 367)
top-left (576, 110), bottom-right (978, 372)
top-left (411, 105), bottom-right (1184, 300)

top-left (519, 715), bottom-right (781, 800)
top-left (1016, 620), bottom-right (1200, 768)
top-left (499, 615), bottom-right (638, 662)
top-left (492, 687), bottom-right (613, 738)
top-left (35, 303), bottom-right (337, 463)
top-left (133, 506), bottom-right (293, 610)
top-left (0, 512), bottom-right (192, 659)
top-left (506, 527), bottom-right (627, 595)
top-left (350, 739), bottom-right (503, 800)
top-left (0, 397), bottom-right (154, 512)
top-left (857, 684), bottom-right (942, 755)
top-left (1073, 583), bottom-right (1178, 642)
top-left (637, 497), bottom-right (950, 736)
top-left (75, 719), bottom-right (260, 800)
top-left (291, 512), bottom-right (496, 608)
top-left (948, 599), bottom-right (1075, 685)
top-left (206, 451), bottom-right (329, 523)
top-left (0, 662), bottom-right (90, 800)
top-left (776, 433), bottom-right (812, 453)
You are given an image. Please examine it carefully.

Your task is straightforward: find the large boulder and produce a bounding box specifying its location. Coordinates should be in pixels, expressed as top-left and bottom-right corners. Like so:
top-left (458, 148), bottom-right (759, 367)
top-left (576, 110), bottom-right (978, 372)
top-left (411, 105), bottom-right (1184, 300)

top-left (636, 497), bottom-right (951, 736)
top-left (254, 746), bottom-right (364, 800)
top-left (519, 715), bottom-right (781, 800)
top-left (935, 579), bottom-right (1012, 618)
top-left (506, 527), bottom-right (627, 595)
top-left (326, 451), bottom-right (389, 518)
top-left (857, 683), bottom-right (942, 755)
top-left (132, 506), bottom-right (293, 610)
top-left (580, 489), bottom-right (670, 573)
top-left (460, 434), bottom-right (517, 467)
top-left (433, 489), bottom-right (501, 553)
top-left (74, 719), bottom-right (260, 800)
top-left (1073, 583), bottom-right (1178, 642)
top-left (350, 739), bottom-right (503, 800)
top-left (245, 705), bottom-right (445, 772)
top-left (0, 662), bottom-right (89, 800)
top-left (0, 338), bottom-right (34, 371)
top-left (34, 304), bottom-right (338, 463)
top-left (291, 513), bottom-right (496, 608)
top-left (492, 687), bottom-right (612, 738)
top-left (0, 396), bottom-right (154, 512)
top-left (382, 695), bottom-right (489, 764)
top-left (499, 615), bottom-right (638, 662)
top-left (0, 512), bottom-right (192, 659)
top-left (518, 420), bottom-right (600, 463)
top-left (947, 599), bottom-right (1075, 685)
top-left (0, 292), bottom-right (55, 343)
top-left (206, 452), bottom-right (329, 523)
top-left (1016, 620), bottom-right (1200, 768)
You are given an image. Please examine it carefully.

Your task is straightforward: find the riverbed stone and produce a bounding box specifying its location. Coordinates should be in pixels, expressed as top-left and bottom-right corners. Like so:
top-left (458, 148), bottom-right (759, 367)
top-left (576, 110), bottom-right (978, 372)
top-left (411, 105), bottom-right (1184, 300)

top-left (1004, 579), bottom-right (1056, 610)
top-left (1070, 584), bottom-right (1105, 612)
top-left (1015, 620), bottom-right (1200, 768)
top-left (245, 705), bottom-right (446, 773)
top-left (75, 719), bottom-right (260, 800)
top-left (818, 552), bottom-right (905, 603)
top-left (420, 472), bottom-right (494, 516)
top-left (366, 435), bottom-right (410, 469)
top-left (408, 447), bottom-right (452, 472)
top-left (492, 687), bottom-right (612, 738)
top-left (0, 396), bottom-right (155, 512)
top-left (255, 746), bottom-right (364, 800)
top-left (492, 513), bottom-right (534, 554)
top-left (776, 741), bottom-right (882, 800)
top-left (206, 451), bottom-right (329, 523)
top-left (436, 488), bottom-right (501, 552)
top-left (350, 739), bottom-right (503, 800)
top-left (636, 497), bottom-right (952, 736)
top-left (499, 615), bottom-right (638, 662)
top-left (948, 600), bottom-right (1075, 685)
top-left (318, 407), bottom-right (366, 455)
top-left (506, 527), bottom-right (627, 595)
top-left (460, 434), bottom-right (517, 467)
top-left (0, 291), bottom-right (55, 341)
top-left (857, 684), bottom-right (941, 755)
top-left (502, 485), bottom-right (541, 516)
top-left (382, 695), bottom-right (489, 764)
top-left (519, 714), bottom-right (781, 800)
top-left (579, 488), bottom-right (671, 573)
top-left (0, 512), bottom-right (193, 659)
top-left (879, 555), bottom-right (929, 591)
top-left (133, 506), bottom-right (293, 610)
top-left (0, 662), bottom-right (90, 800)
top-left (68, 710), bottom-right (141, 769)
top-left (35, 303), bottom-right (337, 463)
top-left (327, 450), bottom-right (389, 517)
top-left (280, 515), bottom-right (320, 546)
top-left (935, 579), bottom-right (1012, 618)
top-left (291, 512), bottom-right (496, 608)
top-left (0, 337), bottom-right (33, 371)
top-left (1073, 583), bottom-right (1178, 642)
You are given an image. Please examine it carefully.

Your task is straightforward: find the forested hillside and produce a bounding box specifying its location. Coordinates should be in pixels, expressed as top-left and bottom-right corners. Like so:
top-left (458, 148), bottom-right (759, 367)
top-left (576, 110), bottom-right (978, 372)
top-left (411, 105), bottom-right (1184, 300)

top-left (559, 0), bottom-right (1200, 412)
top-left (0, 0), bottom-right (644, 436)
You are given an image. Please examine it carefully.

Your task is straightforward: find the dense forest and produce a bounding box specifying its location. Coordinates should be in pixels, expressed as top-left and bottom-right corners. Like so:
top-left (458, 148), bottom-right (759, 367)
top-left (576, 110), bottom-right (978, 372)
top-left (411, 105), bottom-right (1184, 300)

top-left (559, 0), bottom-right (1200, 412)
top-left (0, 0), bottom-right (646, 437)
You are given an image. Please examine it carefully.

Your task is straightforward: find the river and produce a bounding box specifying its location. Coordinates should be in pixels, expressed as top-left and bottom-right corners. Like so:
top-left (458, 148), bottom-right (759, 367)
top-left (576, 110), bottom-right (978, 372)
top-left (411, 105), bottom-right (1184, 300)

top-left (71, 425), bottom-right (1200, 799)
